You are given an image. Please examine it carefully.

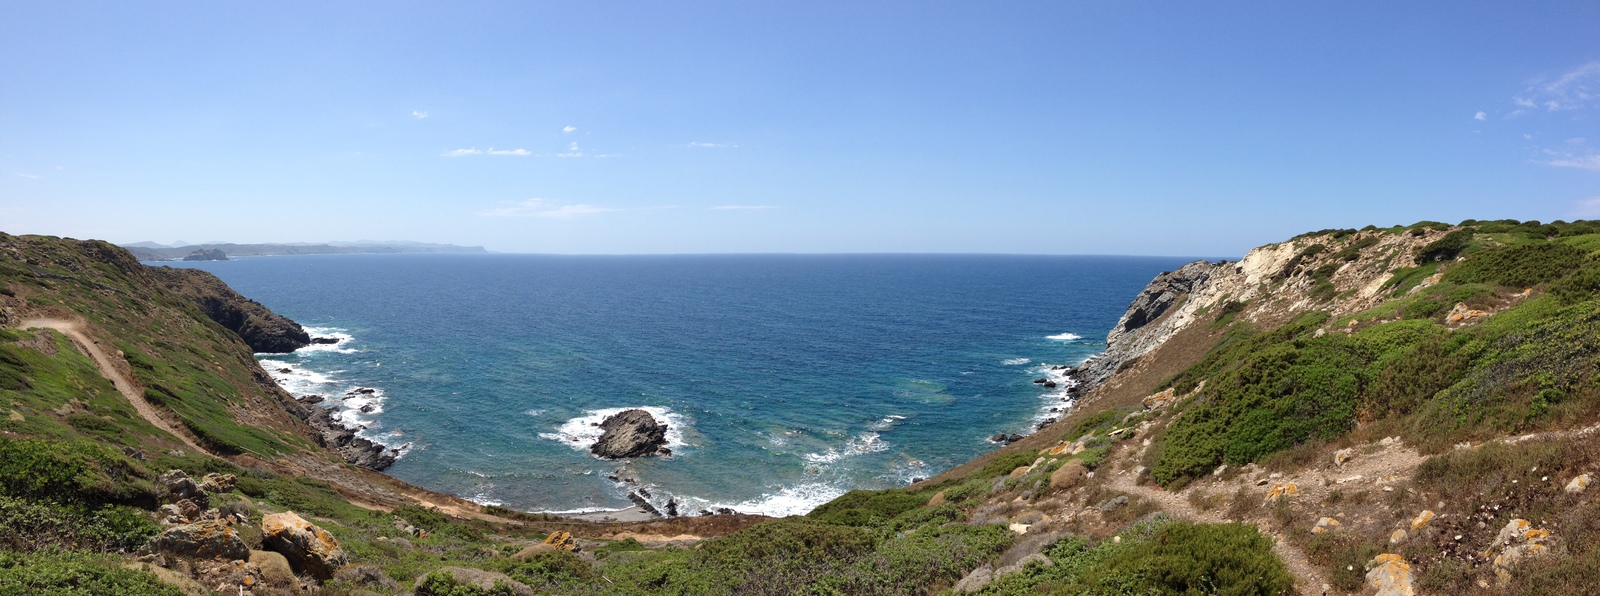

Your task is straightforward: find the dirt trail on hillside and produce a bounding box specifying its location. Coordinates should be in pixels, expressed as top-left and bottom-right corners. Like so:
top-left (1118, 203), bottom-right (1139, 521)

top-left (19, 317), bottom-right (210, 455)
top-left (1104, 461), bottom-right (1330, 594)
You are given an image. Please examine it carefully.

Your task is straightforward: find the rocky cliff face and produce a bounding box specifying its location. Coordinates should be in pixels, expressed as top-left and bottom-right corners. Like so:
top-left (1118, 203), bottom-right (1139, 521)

top-left (1070, 228), bottom-right (1447, 394)
top-left (147, 267), bottom-right (311, 353)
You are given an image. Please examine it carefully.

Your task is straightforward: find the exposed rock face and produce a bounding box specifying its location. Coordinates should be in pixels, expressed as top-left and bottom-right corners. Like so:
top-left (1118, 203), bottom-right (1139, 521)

top-left (261, 511), bottom-right (347, 580)
top-left (147, 266), bottom-right (311, 353)
top-left (199, 473), bottom-right (236, 493)
top-left (288, 404), bottom-right (398, 470)
top-left (146, 519), bottom-right (250, 561)
top-left (182, 248), bottom-right (228, 261)
top-left (159, 469), bottom-right (211, 510)
top-left (590, 409), bottom-right (670, 458)
top-left (1073, 260), bottom-right (1219, 391)
top-left (1365, 553), bottom-right (1415, 596)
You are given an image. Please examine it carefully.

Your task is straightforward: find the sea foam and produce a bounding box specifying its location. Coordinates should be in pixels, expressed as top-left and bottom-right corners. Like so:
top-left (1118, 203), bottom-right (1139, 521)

top-left (540, 406), bottom-right (689, 452)
top-left (1046, 332), bottom-right (1083, 341)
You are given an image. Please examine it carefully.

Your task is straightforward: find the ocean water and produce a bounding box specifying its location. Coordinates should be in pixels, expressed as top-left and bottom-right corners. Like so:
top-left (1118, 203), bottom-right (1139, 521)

top-left (166, 254), bottom-right (1194, 516)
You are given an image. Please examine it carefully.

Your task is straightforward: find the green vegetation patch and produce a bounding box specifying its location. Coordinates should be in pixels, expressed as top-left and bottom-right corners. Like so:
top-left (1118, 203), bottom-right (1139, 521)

top-left (0, 551), bottom-right (182, 596)
top-left (979, 516), bottom-right (1292, 595)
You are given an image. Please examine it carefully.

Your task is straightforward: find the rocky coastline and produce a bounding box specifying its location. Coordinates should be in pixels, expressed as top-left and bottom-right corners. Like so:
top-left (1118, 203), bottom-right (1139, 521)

top-left (148, 266), bottom-right (312, 353)
top-left (286, 392), bottom-right (399, 471)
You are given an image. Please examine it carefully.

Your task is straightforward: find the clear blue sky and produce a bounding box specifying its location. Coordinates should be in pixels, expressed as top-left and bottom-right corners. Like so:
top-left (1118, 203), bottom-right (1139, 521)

top-left (2, 2), bottom-right (1597, 255)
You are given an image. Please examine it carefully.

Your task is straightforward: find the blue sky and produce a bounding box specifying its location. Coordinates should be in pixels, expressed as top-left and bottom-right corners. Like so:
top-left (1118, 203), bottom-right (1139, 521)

top-left (2, 2), bottom-right (1598, 256)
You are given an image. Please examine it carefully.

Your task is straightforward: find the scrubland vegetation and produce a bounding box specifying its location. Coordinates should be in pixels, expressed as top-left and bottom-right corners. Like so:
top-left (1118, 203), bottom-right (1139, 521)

top-left (6, 220), bottom-right (1600, 594)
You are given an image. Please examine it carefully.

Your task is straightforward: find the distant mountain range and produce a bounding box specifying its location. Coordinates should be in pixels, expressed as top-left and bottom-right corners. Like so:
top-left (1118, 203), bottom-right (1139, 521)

top-left (120, 241), bottom-right (488, 261)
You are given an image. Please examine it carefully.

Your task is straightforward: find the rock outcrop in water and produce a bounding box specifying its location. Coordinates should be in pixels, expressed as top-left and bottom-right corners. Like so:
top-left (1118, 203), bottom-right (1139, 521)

top-left (181, 248), bottom-right (228, 261)
top-left (1067, 260), bottom-right (1220, 392)
top-left (591, 409), bottom-right (670, 459)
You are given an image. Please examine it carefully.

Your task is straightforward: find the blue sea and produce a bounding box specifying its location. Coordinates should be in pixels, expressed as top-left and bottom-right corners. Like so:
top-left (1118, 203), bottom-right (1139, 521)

top-left (167, 254), bottom-right (1193, 516)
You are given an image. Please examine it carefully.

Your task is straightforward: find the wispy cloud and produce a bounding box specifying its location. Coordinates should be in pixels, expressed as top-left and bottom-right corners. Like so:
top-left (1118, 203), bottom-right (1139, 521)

top-left (563, 125), bottom-right (577, 134)
top-left (478, 198), bottom-right (622, 219)
top-left (442, 147), bottom-right (531, 157)
top-left (412, 111), bottom-right (429, 119)
top-left (555, 142), bottom-right (584, 158)
top-left (1474, 111), bottom-right (1487, 121)
top-left (1549, 153), bottom-right (1600, 171)
top-left (711, 205), bottom-right (777, 210)
top-left (1515, 61), bottom-right (1600, 112)
top-left (14, 173), bottom-right (40, 179)
top-left (686, 141), bottom-right (738, 148)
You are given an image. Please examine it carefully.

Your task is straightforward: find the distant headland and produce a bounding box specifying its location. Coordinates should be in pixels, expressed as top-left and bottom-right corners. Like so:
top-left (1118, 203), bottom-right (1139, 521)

top-left (121, 240), bottom-right (488, 261)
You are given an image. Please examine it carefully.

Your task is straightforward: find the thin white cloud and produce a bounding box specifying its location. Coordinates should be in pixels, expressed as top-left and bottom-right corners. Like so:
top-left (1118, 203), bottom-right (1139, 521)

top-left (1549, 153), bottom-right (1600, 171)
top-left (412, 111), bottom-right (429, 119)
top-left (1515, 61), bottom-right (1600, 112)
top-left (478, 198), bottom-right (621, 218)
top-left (1474, 111), bottom-right (1487, 121)
top-left (686, 142), bottom-right (738, 148)
top-left (711, 205), bottom-right (777, 210)
top-left (563, 126), bottom-right (577, 134)
top-left (14, 173), bottom-right (40, 179)
top-left (555, 142), bottom-right (583, 158)
top-left (443, 147), bottom-right (530, 157)
top-left (1571, 196), bottom-right (1600, 218)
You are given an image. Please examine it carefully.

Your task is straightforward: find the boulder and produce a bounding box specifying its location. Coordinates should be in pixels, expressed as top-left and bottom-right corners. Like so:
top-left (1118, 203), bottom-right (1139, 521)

top-left (542, 530), bottom-right (578, 552)
top-left (159, 469), bottom-right (210, 509)
top-left (590, 410), bottom-right (670, 459)
top-left (1365, 553), bottom-right (1415, 596)
top-left (1566, 473), bottom-right (1592, 494)
top-left (1410, 510), bottom-right (1435, 531)
top-left (1334, 448), bottom-right (1354, 467)
top-left (1265, 483), bottom-right (1298, 501)
top-left (511, 543), bottom-right (559, 560)
top-left (415, 567), bottom-right (535, 596)
top-left (146, 518), bottom-right (250, 561)
top-left (1389, 529), bottom-right (1407, 544)
top-left (199, 473), bottom-right (236, 493)
top-left (262, 511), bottom-right (347, 581)
top-left (1049, 461), bottom-right (1089, 491)
top-left (249, 550), bottom-right (297, 589)
top-left (335, 564), bottom-right (399, 591)
top-left (1312, 517), bottom-right (1341, 533)
top-left (1486, 518), bottom-right (1553, 580)
top-left (927, 490), bottom-right (948, 507)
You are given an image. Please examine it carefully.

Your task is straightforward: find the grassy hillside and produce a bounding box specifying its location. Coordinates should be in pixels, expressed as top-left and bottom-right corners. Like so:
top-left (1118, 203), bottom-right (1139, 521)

top-left (5, 221), bottom-right (1600, 594)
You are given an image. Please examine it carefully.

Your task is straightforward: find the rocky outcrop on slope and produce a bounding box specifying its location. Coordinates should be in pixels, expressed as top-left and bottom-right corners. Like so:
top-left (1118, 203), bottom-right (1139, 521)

top-left (1070, 260), bottom-right (1219, 391)
top-left (290, 403), bottom-right (398, 470)
top-left (262, 511), bottom-right (348, 580)
top-left (591, 409), bottom-right (671, 459)
top-left (147, 266), bottom-right (311, 353)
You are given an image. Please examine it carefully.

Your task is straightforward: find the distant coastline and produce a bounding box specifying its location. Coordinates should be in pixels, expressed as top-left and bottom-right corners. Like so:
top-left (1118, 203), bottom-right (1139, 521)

top-left (121, 240), bottom-right (487, 261)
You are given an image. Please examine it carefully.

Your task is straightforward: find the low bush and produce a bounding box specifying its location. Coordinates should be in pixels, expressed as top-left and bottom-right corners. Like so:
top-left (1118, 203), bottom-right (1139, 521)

top-left (0, 551), bottom-right (181, 595)
top-left (1417, 229), bottom-right (1473, 263)
top-left (0, 436), bottom-right (156, 507)
top-left (807, 488), bottom-right (928, 527)
top-left (1442, 242), bottom-right (1586, 289)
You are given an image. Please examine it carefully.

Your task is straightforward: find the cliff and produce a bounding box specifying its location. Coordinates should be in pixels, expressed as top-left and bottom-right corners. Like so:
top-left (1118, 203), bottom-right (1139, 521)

top-left (9, 220), bottom-right (1600, 594)
top-left (146, 267), bottom-right (310, 353)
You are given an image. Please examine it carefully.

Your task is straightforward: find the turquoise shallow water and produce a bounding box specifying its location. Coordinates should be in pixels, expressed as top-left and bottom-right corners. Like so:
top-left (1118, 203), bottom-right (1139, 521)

top-left (167, 253), bottom-right (1193, 516)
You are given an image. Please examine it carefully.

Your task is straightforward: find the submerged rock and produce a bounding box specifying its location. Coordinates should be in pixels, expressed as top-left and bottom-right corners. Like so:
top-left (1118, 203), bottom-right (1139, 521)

top-left (590, 409), bottom-right (670, 459)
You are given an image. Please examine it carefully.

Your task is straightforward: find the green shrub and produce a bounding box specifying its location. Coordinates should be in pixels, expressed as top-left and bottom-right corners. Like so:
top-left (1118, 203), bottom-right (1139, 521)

top-left (1417, 229), bottom-right (1473, 263)
top-left (975, 450), bottom-right (1039, 480)
top-left (414, 571), bottom-right (525, 596)
top-left (1442, 242), bottom-right (1586, 288)
top-left (0, 436), bottom-right (156, 506)
top-left (0, 551), bottom-right (181, 595)
top-left (0, 496), bottom-right (160, 553)
top-left (808, 489), bottom-right (928, 527)
top-left (490, 550), bottom-right (602, 589)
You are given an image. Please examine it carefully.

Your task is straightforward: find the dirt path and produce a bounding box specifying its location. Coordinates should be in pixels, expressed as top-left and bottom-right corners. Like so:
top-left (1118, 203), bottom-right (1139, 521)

top-left (1104, 458), bottom-right (1330, 595)
top-left (19, 317), bottom-right (210, 455)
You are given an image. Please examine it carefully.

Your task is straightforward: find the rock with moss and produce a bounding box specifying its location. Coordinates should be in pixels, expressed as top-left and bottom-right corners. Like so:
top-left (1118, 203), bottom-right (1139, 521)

top-left (145, 518), bottom-right (250, 561)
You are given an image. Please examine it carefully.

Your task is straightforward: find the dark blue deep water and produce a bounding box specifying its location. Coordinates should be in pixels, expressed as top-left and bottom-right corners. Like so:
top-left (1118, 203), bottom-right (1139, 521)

top-left (168, 254), bottom-right (1193, 515)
